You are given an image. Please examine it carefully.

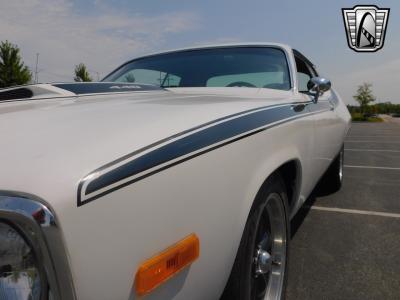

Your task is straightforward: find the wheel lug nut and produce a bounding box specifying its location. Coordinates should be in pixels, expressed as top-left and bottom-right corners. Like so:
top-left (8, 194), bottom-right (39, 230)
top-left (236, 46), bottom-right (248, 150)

top-left (254, 249), bottom-right (272, 275)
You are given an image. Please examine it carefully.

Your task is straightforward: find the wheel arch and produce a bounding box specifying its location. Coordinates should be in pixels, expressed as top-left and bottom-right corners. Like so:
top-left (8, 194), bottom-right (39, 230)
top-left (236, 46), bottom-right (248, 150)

top-left (241, 156), bottom-right (303, 226)
top-left (275, 159), bottom-right (302, 215)
top-left (221, 158), bottom-right (302, 298)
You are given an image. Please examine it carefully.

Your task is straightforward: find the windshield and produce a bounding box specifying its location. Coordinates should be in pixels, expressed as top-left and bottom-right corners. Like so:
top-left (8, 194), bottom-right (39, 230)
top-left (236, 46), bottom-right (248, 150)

top-left (103, 47), bottom-right (291, 90)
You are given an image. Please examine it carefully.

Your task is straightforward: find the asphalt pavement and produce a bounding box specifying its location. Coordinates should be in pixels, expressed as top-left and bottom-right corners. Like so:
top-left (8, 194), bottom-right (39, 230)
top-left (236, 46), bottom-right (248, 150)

top-left (286, 119), bottom-right (400, 300)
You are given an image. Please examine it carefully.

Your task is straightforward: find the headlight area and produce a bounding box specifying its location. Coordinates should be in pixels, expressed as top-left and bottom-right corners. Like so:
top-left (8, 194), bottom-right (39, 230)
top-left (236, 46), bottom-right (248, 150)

top-left (0, 222), bottom-right (46, 299)
top-left (0, 193), bottom-right (75, 300)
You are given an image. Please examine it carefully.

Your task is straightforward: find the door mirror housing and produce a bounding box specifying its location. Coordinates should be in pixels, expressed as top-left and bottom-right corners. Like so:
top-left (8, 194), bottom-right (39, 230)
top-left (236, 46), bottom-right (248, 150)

top-left (307, 77), bottom-right (331, 103)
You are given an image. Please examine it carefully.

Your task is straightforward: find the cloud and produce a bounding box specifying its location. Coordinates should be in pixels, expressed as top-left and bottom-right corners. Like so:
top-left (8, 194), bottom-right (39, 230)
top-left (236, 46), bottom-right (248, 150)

top-left (0, 0), bottom-right (200, 82)
top-left (193, 37), bottom-right (244, 47)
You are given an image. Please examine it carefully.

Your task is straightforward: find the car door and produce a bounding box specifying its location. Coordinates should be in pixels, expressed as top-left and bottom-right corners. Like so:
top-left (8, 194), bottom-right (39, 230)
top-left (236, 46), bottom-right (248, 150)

top-left (294, 52), bottom-right (344, 181)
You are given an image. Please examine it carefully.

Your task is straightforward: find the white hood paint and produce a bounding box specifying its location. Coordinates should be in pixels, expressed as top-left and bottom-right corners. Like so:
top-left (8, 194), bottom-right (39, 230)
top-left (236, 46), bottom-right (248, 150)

top-left (0, 87), bottom-right (294, 207)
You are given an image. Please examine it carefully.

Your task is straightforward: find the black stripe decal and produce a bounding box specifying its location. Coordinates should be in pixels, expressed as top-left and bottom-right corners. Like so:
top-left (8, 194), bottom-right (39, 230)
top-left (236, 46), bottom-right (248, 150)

top-left (86, 105), bottom-right (296, 194)
top-left (78, 101), bottom-right (331, 206)
top-left (86, 102), bottom-right (302, 171)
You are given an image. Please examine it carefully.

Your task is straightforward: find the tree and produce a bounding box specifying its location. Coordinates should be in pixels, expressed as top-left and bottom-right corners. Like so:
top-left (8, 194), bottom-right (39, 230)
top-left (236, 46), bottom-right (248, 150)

top-left (0, 40), bottom-right (32, 88)
top-left (74, 63), bottom-right (92, 82)
top-left (353, 83), bottom-right (376, 115)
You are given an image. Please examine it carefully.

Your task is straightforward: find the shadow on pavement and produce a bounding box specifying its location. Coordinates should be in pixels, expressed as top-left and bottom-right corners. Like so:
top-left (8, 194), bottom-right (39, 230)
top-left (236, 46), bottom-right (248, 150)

top-left (290, 179), bottom-right (337, 238)
top-left (290, 193), bottom-right (317, 238)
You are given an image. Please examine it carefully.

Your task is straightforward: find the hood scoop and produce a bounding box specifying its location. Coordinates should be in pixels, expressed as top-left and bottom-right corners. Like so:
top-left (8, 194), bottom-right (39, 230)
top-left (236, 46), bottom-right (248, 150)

top-left (0, 82), bottom-right (163, 102)
top-left (0, 84), bottom-right (76, 102)
top-left (0, 87), bottom-right (34, 101)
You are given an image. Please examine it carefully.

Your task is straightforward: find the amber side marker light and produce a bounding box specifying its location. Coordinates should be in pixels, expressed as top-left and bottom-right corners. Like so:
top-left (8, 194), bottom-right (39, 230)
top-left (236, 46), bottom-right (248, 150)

top-left (135, 233), bottom-right (200, 296)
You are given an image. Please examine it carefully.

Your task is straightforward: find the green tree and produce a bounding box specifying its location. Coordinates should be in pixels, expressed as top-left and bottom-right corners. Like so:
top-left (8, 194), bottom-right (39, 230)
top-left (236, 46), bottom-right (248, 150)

top-left (0, 40), bottom-right (32, 88)
top-left (74, 63), bottom-right (92, 82)
top-left (353, 83), bottom-right (376, 115)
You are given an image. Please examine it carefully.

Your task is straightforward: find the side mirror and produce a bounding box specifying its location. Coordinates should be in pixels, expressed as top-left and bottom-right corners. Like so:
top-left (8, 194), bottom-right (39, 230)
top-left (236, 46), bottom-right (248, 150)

top-left (307, 77), bottom-right (331, 103)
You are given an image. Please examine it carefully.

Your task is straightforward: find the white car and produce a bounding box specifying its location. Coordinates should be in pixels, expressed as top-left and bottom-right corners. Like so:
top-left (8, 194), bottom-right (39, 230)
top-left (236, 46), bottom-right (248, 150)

top-left (0, 43), bottom-right (350, 300)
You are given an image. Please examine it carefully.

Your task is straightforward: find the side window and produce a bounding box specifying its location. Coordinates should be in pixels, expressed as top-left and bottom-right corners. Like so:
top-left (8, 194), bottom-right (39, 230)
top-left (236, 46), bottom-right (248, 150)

top-left (295, 56), bottom-right (316, 92)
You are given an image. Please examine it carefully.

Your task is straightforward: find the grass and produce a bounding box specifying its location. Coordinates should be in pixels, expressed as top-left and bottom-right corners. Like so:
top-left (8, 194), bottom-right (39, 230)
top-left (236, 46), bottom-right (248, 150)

top-left (351, 112), bottom-right (384, 122)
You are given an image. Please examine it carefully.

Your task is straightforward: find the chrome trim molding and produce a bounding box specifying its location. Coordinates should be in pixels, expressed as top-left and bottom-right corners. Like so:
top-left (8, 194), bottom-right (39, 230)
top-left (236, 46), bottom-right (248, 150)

top-left (0, 191), bottom-right (76, 300)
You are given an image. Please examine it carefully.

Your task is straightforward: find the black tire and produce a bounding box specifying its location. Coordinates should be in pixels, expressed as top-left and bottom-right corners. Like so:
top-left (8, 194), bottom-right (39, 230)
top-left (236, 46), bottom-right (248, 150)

top-left (318, 145), bottom-right (344, 195)
top-left (221, 174), bottom-right (290, 300)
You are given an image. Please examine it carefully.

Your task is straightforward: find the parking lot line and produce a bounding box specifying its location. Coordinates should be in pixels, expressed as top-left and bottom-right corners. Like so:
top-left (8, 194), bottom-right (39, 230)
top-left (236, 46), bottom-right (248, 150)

top-left (310, 206), bottom-right (400, 219)
top-left (345, 141), bottom-right (400, 143)
top-left (344, 164), bottom-right (400, 170)
top-left (347, 135), bottom-right (400, 137)
top-left (345, 148), bottom-right (400, 153)
top-left (349, 136), bottom-right (400, 138)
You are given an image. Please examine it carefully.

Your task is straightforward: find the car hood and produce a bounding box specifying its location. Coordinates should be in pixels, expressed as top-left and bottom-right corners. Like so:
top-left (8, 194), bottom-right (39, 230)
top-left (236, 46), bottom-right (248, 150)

top-left (0, 85), bottom-right (294, 206)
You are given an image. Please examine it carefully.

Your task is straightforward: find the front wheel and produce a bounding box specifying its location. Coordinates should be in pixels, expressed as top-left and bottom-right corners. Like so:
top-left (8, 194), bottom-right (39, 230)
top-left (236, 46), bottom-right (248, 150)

top-left (221, 174), bottom-right (289, 300)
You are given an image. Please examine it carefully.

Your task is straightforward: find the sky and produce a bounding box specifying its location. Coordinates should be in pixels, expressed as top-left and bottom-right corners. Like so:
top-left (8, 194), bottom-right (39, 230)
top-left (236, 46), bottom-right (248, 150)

top-left (0, 0), bottom-right (399, 104)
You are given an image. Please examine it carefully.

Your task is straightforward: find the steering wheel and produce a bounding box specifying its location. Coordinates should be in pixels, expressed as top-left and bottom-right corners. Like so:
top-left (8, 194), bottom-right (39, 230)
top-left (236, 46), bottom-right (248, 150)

top-left (226, 81), bottom-right (256, 88)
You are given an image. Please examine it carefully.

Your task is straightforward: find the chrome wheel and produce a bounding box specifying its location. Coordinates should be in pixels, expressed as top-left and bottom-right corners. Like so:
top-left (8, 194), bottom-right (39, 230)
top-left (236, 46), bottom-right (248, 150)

top-left (221, 175), bottom-right (289, 300)
top-left (251, 193), bottom-right (287, 300)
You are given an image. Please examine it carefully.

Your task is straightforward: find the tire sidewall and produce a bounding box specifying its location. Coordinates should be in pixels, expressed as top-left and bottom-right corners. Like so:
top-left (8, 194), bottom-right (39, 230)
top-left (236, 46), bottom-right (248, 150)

top-left (235, 174), bottom-right (291, 300)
